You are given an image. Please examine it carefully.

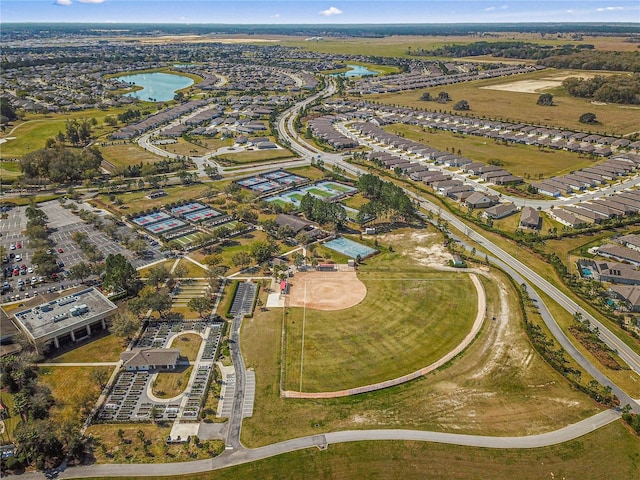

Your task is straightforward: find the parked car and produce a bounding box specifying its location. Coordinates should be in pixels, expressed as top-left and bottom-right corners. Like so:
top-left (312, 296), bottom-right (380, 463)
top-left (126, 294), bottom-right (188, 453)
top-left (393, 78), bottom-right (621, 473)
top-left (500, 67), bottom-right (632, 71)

top-left (15, 255), bottom-right (22, 262)
top-left (16, 243), bottom-right (21, 249)
top-left (57, 248), bottom-right (63, 253)
top-left (9, 244), bottom-right (15, 250)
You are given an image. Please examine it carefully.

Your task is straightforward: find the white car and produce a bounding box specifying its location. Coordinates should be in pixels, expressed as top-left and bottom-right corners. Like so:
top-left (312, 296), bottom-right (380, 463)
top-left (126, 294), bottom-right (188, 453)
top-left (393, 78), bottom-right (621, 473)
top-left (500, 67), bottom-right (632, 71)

top-left (27, 267), bottom-right (33, 274)
top-left (15, 255), bottom-right (22, 262)
top-left (9, 244), bottom-right (15, 250)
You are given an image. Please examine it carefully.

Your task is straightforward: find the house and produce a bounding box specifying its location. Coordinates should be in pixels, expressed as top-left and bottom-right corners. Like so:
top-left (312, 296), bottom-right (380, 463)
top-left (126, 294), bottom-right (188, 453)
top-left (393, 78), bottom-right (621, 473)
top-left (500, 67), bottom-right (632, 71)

top-left (617, 234), bottom-right (640, 252)
top-left (551, 208), bottom-right (587, 228)
top-left (452, 254), bottom-right (465, 267)
top-left (484, 202), bottom-right (517, 219)
top-left (609, 284), bottom-right (640, 312)
top-left (465, 192), bottom-right (499, 209)
top-left (519, 206), bottom-right (541, 230)
top-left (591, 260), bottom-right (640, 285)
top-left (121, 348), bottom-right (180, 371)
top-left (595, 244), bottom-right (640, 266)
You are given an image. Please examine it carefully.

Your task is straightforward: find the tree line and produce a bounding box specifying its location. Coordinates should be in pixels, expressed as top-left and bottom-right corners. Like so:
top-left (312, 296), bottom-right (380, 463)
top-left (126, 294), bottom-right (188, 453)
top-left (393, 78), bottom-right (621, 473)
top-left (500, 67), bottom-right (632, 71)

top-left (356, 174), bottom-right (416, 224)
top-left (562, 74), bottom-right (640, 105)
top-left (20, 144), bottom-right (103, 184)
top-left (540, 50), bottom-right (640, 72)
top-left (408, 41), bottom-right (594, 60)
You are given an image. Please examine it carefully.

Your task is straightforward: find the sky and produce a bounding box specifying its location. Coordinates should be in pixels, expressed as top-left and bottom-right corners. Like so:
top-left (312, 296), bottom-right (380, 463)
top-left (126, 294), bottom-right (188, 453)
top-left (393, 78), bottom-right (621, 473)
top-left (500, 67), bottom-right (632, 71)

top-left (1, 0), bottom-right (639, 24)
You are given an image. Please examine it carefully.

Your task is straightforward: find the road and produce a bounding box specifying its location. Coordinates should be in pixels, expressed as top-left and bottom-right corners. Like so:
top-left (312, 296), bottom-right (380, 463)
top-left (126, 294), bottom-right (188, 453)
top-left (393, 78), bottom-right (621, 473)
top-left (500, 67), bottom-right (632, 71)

top-left (274, 81), bottom-right (640, 411)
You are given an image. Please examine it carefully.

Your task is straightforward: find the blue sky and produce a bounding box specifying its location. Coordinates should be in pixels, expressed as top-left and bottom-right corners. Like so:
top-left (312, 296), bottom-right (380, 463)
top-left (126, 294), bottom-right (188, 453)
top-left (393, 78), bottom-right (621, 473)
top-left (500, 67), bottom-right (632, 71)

top-left (1, 1), bottom-right (639, 24)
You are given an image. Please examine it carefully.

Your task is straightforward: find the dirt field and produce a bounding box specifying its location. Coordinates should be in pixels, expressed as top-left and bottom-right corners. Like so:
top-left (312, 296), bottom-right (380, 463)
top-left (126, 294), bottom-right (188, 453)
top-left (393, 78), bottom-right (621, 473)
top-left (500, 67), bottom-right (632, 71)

top-left (287, 271), bottom-right (367, 311)
top-left (480, 72), bottom-right (607, 94)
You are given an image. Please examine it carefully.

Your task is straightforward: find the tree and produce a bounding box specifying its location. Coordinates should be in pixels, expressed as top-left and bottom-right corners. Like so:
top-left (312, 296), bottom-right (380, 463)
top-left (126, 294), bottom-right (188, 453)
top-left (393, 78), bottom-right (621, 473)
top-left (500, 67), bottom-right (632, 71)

top-left (68, 262), bottom-right (93, 283)
top-left (437, 91), bottom-right (451, 103)
top-left (249, 240), bottom-right (280, 264)
top-left (187, 297), bottom-right (214, 319)
top-left (453, 100), bottom-right (470, 111)
top-left (292, 252), bottom-right (304, 267)
top-left (173, 262), bottom-right (189, 279)
top-left (232, 252), bottom-right (252, 270)
top-left (110, 310), bottom-right (141, 341)
top-left (536, 93), bottom-right (554, 106)
top-left (0, 97), bottom-right (18, 122)
top-left (103, 253), bottom-right (140, 295)
top-left (146, 289), bottom-right (173, 319)
top-left (579, 112), bottom-right (598, 124)
top-left (146, 264), bottom-right (170, 290)
top-left (90, 369), bottom-right (109, 389)
top-left (419, 92), bottom-right (432, 101)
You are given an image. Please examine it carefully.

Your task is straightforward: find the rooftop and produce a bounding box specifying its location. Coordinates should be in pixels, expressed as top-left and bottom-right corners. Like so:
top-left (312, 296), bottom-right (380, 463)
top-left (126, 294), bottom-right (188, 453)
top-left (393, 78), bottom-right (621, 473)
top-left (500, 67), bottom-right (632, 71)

top-left (13, 287), bottom-right (117, 341)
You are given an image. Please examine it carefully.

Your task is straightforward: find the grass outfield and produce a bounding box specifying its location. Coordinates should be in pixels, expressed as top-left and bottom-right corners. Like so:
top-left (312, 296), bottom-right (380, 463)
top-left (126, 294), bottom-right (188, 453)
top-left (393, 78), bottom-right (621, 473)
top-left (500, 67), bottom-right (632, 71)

top-left (241, 231), bottom-right (599, 447)
top-left (284, 272), bottom-right (477, 392)
top-left (87, 420), bottom-right (640, 480)
top-left (364, 68), bottom-right (640, 134)
top-left (384, 123), bottom-right (599, 179)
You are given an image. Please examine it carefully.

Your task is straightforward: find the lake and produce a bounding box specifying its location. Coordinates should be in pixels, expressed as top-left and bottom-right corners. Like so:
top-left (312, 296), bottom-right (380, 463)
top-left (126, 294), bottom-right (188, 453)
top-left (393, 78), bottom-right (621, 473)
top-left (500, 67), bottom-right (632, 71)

top-left (332, 64), bottom-right (378, 78)
top-left (117, 72), bottom-right (194, 102)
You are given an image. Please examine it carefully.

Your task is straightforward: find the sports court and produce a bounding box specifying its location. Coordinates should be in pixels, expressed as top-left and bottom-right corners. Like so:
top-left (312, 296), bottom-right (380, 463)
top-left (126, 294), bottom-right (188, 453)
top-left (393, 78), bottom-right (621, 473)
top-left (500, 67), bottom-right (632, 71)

top-left (184, 208), bottom-right (222, 223)
top-left (132, 211), bottom-right (171, 227)
top-left (170, 202), bottom-right (207, 217)
top-left (145, 218), bottom-right (186, 234)
top-left (323, 237), bottom-right (377, 259)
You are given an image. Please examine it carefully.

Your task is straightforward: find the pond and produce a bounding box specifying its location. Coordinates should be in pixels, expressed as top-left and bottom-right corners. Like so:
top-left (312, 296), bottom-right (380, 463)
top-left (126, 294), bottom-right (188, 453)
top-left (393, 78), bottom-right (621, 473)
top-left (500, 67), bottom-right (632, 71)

top-left (116, 72), bottom-right (194, 102)
top-left (332, 64), bottom-right (378, 78)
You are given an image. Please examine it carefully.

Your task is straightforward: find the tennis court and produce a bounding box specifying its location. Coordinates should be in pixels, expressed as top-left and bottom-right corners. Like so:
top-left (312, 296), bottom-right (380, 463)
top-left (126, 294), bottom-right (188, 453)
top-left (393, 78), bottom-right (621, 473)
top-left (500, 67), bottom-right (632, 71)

top-left (146, 218), bottom-right (187, 234)
top-left (132, 211), bottom-right (171, 226)
top-left (170, 202), bottom-right (207, 216)
top-left (324, 237), bottom-right (377, 259)
top-left (249, 181), bottom-right (281, 193)
top-left (262, 170), bottom-right (291, 180)
top-left (237, 176), bottom-right (267, 187)
top-left (173, 232), bottom-right (201, 247)
top-left (184, 208), bottom-right (221, 223)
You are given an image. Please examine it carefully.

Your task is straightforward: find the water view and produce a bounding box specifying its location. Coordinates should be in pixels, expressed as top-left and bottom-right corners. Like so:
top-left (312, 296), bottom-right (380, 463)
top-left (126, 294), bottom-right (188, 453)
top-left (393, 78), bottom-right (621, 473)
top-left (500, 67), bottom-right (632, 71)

top-left (332, 64), bottom-right (378, 77)
top-left (117, 72), bottom-right (194, 102)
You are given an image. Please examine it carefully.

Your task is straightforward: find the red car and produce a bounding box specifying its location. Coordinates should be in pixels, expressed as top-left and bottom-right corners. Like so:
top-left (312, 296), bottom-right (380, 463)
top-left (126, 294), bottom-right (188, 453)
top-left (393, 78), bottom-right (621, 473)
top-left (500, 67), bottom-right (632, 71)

top-left (57, 248), bottom-right (64, 253)
top-left (16, 243), bottom-right (22, 249)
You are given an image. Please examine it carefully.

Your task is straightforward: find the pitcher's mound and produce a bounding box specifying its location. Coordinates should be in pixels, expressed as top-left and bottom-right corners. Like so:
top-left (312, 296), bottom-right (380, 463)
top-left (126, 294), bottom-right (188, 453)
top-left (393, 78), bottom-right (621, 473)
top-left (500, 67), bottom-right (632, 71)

top-left (288, 271), bottom-right (366, 311)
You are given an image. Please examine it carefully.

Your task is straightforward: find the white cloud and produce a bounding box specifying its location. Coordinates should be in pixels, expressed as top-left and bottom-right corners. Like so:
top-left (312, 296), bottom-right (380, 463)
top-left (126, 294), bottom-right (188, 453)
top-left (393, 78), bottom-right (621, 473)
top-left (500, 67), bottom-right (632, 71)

top-left (54, 0), bottom-right (73, 5)
top-left (271, 13), bottom-right (280, 19)
top-left (566, 9), bottom-right (574, 13)
top-left (484, 6), bottom-right (496, 11)
top-left (79, 0), bottom-right (106, 3)
top-left (484, 5), bottom-right (508, 12)
top-left (596, 6), bottom-right (625, 11)
top-left (320, 6), bottom-right (343, 16)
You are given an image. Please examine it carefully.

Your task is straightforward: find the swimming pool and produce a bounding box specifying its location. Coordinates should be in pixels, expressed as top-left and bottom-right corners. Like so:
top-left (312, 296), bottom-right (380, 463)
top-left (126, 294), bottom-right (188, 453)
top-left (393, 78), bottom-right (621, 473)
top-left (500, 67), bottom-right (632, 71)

top-left (582, 268), bottom-right (593, 276)
top-left (323, 237), bottom-right (377, 259)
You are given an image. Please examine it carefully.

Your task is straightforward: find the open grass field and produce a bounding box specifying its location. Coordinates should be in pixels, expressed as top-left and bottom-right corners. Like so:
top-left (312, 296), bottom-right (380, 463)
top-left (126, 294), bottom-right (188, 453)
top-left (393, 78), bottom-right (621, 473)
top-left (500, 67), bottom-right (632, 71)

top-left (85, 423), bottom-right (224, 464)
top-left (191, 229), bottom-right (273, 275)
top-left (220, 148), bottom-right (297, 164)
top-left (365, 68), bottom-right (640, 134)
top-left (47, 331), bottom-right (125, 363)
top-left (38, 366), bottom-right (112, 424)
top-left (0, 392), bottom-right (21, 444)
top-left (176, 258), bottom-right (207, 278)
top-left (385, 123), bottom-right (601, 179)
top-left (0, 160), bottom-right (21, 183)
top-left (152, 365), bottom-right (193, 399)
top-left (0, 106), bottom-right (151, 159)
top-left (154, 137), bottom-right (210, 157)
top-left (241, 229), bottom-right (599, 447)
top-left (279, 33), bottom-right (638, 58)
top-left (99, 143), bottom-right (166, 170)
top-left (169, 333), bottom-right (203, 361)
top-left (96, 183), bottom-right (213, 215)
top-left (284, 270), bottom-right (477, 392)
top-left (89, 420), bottom-right (640, 480)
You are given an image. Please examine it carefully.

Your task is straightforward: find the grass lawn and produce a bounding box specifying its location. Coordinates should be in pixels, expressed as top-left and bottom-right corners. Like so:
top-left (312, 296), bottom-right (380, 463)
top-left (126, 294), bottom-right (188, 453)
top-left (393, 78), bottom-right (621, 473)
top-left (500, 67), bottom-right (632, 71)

top-left (177, 258), bottom-right (207, 278)
top-left (47, 332), bottom-right (125, 363)
top-left (152, 365), bottom-right (193, 399)
top-left (241, 231), bottom-right (599, 447)
top-left (285, 165), bottom-right (329, 182)
top-left (220, 148), bottom-right (297, 164)
top-left (154, 137), bottom-right (209, 157)
top-left (99, 183), bottom-right (213, 215)
top-left (385, 123), bottom-right (601, 179)
top-left (168, 333), bottom-right (203, 362)
top-left (0, 392), bottom-right (21, 444)
top-left (38, 366), bottom-right (112, 425)
top-left (284, 271), bottom-right (476, 392)
top-left (99, 143), bottom-right (166, 170)
top-left (138, 259), bottom-right (175, 276)
top-left (364, 68), bottom-right (640, 135)
top-left (89, 420), bottom-right (639, 480)
top-left (0, 161), bottom-right (21, 183)
top-left (85, 423), bottom-right (224, 464)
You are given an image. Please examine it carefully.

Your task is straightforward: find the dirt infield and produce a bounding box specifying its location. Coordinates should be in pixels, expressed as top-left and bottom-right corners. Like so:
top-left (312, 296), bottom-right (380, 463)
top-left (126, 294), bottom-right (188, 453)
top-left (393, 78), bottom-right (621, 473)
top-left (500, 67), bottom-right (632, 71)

top-left (287, 271), bottom-right (367, 311)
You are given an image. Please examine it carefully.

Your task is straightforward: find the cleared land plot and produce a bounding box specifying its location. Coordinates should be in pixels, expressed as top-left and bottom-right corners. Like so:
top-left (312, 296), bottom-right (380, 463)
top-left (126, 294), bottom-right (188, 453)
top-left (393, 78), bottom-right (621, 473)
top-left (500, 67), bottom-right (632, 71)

top-left (385, 123), bottom-right (598, 179)
top-left (365, 68), bottom-right (640, 134)
top-left (284, 271), bottom-right (477, 393)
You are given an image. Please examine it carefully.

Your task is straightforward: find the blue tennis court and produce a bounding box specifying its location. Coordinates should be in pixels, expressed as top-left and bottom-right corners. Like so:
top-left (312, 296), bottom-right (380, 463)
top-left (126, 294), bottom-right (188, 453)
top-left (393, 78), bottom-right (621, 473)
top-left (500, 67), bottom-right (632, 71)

top-left (170, 202), bottom-right (206, 216)
top-left (262, 170), bottom-right (290, 180)
top-left (184, 208), bottom-right (221, 223)
top-left (133, 211), bottom-right (171, 226)
top-left (324, 237), bottom-right (377, 259)
top-left (146, 218), bottom-right (186, 234)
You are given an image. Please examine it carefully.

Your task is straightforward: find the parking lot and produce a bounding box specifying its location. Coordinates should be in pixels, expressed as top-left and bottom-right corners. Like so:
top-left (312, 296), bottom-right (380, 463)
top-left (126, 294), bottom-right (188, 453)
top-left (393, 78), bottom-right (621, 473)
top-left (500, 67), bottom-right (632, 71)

top-left (2, 200), bottom-right (163, 303)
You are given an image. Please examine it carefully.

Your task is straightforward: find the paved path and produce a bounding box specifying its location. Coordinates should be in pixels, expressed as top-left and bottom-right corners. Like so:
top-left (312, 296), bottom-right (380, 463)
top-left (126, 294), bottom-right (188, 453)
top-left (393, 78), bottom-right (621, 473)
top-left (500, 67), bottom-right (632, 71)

top-left (36, 362), bottom-right (120, 367)
top-left (21, 409), bottom-right (619, 479)
top-left (282, 272), bottom-right (486, 398)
